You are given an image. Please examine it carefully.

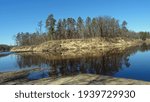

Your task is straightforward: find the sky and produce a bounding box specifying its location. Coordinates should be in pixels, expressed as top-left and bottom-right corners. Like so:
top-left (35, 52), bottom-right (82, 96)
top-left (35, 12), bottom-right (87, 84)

top-left (0, 0), bottom-right (150, 45)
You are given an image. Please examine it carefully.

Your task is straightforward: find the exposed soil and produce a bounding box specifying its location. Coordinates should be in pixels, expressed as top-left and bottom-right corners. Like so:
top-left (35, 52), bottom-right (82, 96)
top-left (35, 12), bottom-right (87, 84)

top-left (11, 37), bottom-right (149, 54)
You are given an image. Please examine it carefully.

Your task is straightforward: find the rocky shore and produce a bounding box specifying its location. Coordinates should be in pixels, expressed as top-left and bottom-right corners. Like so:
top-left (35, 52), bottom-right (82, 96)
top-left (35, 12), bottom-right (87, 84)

top-left (0, 68), bottom-right (150, 85)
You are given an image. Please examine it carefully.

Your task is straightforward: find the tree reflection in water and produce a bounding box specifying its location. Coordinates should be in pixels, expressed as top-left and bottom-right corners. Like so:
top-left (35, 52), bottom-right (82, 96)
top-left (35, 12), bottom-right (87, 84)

top-left (15, 44), bottom-right (150, 79)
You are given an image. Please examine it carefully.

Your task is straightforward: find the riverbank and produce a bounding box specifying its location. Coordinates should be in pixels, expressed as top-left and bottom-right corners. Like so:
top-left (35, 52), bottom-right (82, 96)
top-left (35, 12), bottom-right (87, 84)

top-left (0, 68), bottom-right (150, 85)
top-left (7, 37), bottom-right (150, 85)
top-left (11, 37), bottom-right (150, 54)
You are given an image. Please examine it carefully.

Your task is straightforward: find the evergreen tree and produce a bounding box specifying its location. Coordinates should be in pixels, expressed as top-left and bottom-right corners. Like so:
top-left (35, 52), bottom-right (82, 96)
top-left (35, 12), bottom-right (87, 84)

top-left (67, 18), bottom-right (76, 38)
top-left (62, 19), bottom-right (67, 39)
top-left (85, 17), bottom-right (92, 38)
top-left (91, 18), bottom-right (97, 37)
top-left (77, 17), bottom-right (84, 38)
top-left (46, 14), bottom-right (56, 40)
top-left (56, 19), bottom-right (63, 39)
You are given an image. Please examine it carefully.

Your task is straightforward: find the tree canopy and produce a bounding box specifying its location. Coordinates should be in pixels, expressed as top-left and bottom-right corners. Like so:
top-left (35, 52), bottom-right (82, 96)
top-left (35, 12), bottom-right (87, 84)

top-left (14, 14), bottom-right (150, 46)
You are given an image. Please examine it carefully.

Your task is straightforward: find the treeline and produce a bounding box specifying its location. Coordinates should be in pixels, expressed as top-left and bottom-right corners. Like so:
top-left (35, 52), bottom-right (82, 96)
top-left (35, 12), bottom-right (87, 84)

top-left (47, 16), bottom-right (129, 39)
top-left (15, 32), bottom-right (48, 46)
top-left (139, 32), bottom-right (150, 41)
top-left (0, 45), bottom-right (10, 52)
top-left (15, 14), bottom-right (150, 46)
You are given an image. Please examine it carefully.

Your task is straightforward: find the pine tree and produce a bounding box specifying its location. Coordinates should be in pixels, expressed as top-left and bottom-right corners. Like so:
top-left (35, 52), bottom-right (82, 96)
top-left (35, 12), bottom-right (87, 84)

top-left (85, 17), bottom-right (92, 38)
top-left (67, 18), bottom-right (76, 38)
top-left (46, 14), bottom-right (56, 40)
top-left (56, 19), bottom-right (63, 39)
top-left (77, 17), bottom-right (84, 38)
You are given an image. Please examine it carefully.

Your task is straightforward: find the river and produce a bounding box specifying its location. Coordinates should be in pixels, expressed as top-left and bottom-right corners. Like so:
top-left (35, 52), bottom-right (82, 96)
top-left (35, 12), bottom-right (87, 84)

top-left (0, 44), bottom-right (150, 81)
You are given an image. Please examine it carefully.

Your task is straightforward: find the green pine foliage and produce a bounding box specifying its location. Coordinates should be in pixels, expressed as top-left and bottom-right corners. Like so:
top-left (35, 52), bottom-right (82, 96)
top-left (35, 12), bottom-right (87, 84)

top-left (14, 14), bottom-right (150, 46)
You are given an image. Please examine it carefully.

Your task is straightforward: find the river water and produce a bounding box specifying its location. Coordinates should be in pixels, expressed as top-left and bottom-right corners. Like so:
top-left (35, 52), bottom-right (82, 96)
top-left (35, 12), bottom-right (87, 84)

top-left (0, 44), bottom-right (150, 81)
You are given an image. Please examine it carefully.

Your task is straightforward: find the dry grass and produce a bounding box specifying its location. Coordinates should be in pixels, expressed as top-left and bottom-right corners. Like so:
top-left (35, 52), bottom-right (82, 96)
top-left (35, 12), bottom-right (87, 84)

top-left (11, 37), bottom-right (146, 54)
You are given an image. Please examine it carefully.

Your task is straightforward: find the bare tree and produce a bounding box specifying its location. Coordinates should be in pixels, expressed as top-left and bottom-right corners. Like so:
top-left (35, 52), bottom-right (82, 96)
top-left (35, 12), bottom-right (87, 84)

top-left (38, 20), bottom-right (43, 35)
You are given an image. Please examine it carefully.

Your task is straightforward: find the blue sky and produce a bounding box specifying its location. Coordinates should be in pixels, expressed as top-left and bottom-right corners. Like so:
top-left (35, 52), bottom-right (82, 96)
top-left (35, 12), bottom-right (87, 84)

top-left (0, 0), bottom-right (150, 45)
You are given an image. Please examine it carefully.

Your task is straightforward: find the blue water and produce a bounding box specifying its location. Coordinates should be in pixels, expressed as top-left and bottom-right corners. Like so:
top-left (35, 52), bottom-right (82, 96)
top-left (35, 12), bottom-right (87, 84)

top-left (114, 51), bottom-right (150, 81)
top-left (0, 45), bottom-right (150, 81)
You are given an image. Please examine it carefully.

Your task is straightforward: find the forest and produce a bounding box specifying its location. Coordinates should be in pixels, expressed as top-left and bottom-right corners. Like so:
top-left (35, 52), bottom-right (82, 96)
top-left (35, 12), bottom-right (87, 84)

top-left (15, 14), bottom-right (150, 46)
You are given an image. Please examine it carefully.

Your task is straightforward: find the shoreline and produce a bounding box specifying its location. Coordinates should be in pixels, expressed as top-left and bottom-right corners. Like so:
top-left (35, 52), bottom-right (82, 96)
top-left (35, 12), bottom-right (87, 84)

top-left (10, 37), bottom-right (150, 53)
top-left (2, 37), bottom-right (150, 85)
top-left (0, 68), bottom-right (150, 85)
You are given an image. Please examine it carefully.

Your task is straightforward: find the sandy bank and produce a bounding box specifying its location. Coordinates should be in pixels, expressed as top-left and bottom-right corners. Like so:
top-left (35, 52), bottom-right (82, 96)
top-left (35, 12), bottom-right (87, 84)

top-left (11, 37), bottom-right (148, 53)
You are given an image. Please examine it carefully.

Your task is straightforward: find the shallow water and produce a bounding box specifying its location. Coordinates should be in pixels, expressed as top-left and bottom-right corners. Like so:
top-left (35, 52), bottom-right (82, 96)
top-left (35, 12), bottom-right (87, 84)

top-left (0, 44), bottom-right (150, 81)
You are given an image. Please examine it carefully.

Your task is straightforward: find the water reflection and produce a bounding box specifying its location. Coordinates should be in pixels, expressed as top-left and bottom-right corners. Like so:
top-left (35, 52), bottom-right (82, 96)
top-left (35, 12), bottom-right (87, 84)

top-left (28, 69), bottom-right (50, 80)
top-left (0, 52), bottom-right (12, 57)
top-left (15, 44), bottom-right (150, 77)
top-left (1, 44), bottom-right (150, 81)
